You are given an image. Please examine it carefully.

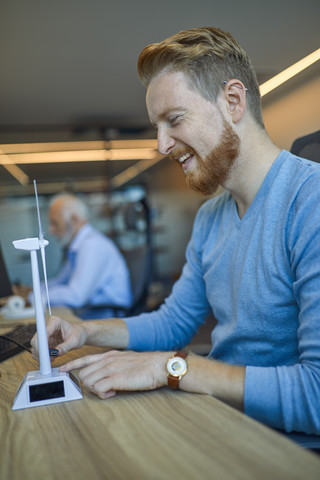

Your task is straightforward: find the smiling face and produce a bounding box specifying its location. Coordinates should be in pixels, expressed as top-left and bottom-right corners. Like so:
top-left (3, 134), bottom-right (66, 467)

top-left (146, 71), bottom-right (240, 195)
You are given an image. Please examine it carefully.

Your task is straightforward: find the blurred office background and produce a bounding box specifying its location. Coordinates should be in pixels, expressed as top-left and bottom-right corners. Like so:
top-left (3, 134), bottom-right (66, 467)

top-left (0, 0), bottom-right (319, 305)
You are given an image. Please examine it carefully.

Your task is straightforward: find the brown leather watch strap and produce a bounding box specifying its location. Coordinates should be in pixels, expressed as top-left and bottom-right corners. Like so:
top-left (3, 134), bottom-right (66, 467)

top-left (167, 375), bottom-right (180, 389)
top-left (175, 352), bottom-right (187, 360)
top-left (167, 352), bottom-right (188, 390)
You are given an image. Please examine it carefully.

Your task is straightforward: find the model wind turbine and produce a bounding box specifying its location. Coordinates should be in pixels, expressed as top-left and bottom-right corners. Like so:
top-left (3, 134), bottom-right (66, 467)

top-left (12, 180), bottom-right (83, 410)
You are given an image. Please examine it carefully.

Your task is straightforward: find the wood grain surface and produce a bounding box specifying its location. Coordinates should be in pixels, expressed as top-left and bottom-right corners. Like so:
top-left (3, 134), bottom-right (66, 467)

top-left (1, 311), bottom-right (320, 479)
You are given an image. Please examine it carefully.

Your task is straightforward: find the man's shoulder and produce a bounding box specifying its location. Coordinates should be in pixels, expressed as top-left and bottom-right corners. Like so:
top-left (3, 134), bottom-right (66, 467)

top-left (278, 150), bottom-right (320, 186)
top-left (72, 223), bottom-right (110, 249)
top-left (275, 151), bottom-right (320, 215)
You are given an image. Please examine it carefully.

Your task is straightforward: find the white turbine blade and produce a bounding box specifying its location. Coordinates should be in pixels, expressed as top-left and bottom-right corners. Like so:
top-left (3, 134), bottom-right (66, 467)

top-left (40, 245), bottom-right (52, 316)
top-left (33, 179), bottom-right (44, 240)
top-left (33, 179), bottom-right (51, 314)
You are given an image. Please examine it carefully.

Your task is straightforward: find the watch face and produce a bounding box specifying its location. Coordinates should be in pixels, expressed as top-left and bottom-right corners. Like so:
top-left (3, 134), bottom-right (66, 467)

top-left (167, 356), bottom-right (187, 377)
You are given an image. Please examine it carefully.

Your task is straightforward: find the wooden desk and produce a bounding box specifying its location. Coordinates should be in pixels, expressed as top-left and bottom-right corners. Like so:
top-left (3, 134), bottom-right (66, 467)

top-left (1, 315), bottom-right (320, 479)
top-left (0, 306), bottom-right (80, 328)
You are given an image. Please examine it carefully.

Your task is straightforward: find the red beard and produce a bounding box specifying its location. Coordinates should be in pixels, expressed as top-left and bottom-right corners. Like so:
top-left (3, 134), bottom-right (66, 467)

top-left (172, 119), bottom-right (240, 196)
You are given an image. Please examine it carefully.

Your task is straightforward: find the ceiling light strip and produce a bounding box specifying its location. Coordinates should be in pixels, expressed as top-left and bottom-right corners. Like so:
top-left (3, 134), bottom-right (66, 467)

top-left (0, 139), bottom-right (158, 155)
top-left (2, 163), bottom-right (29, 185)
top-left (111, 154), bottom-right (163, 188)
top-left (260, 48), bottom-right (320, 97)
top-left (0, 148), bottom-right (30, 185)
top-left (0, 148), bottom-right (159, 164)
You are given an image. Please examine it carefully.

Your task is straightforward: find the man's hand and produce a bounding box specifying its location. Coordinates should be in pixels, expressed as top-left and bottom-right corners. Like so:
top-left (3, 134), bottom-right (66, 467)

top-left (58, 347), bottom-right (245, 410)
top-left (30, 315), bottom-right (88, 360)
top-left (59, 350), bottom-right (170, 399)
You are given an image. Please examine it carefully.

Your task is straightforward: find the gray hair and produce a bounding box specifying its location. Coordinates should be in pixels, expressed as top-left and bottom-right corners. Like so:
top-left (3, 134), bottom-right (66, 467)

top-left (50, 193), bottom-right (89, 223)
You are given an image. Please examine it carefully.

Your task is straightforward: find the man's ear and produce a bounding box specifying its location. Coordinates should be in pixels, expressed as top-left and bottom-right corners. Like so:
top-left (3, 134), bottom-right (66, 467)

top-left (222, 79), bottom-right (247, 123)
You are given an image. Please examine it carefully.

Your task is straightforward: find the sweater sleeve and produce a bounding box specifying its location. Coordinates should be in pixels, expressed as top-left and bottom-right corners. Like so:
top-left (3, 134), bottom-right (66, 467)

top-left (245, 173), bottom-right (320, 434)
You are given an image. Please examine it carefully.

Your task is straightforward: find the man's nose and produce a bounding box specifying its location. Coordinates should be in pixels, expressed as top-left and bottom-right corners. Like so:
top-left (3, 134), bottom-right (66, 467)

top-left (157, 128), bottom-right (175, 156)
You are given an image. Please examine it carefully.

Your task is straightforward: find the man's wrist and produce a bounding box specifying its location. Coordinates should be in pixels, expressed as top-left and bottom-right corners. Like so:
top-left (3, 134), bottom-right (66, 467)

top-left (166, 351), bottom-right (189, 389)
top-left (85, 319), bottom-right (129, 348)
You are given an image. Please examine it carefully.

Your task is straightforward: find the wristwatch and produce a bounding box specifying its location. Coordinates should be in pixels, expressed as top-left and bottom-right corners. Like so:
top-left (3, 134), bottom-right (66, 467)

top-left (166, 352), bottom-right (188, 389)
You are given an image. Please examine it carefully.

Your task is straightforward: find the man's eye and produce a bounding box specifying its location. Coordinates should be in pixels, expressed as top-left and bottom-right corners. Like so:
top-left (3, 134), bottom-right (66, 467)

top-left (168, 116), bottom-right (181, 126)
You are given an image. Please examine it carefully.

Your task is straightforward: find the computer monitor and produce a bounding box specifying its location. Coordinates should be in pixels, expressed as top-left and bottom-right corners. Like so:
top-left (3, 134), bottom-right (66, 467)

top-left (0, 244), bottom-right (13, 299)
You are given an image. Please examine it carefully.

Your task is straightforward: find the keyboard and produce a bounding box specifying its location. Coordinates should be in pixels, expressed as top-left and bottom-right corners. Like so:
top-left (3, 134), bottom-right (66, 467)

top-left (0, 323), bottom-right (37, 362)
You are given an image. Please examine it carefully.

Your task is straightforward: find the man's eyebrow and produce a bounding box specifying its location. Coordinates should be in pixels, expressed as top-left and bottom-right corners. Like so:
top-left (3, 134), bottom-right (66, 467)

top-left (149, 107), bottom-right (185, 126)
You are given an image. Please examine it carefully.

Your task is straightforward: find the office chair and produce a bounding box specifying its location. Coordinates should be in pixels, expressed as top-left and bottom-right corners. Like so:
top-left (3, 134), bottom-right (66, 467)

top-left (290, 130), bottom-right (320, 163)
top-left (74, 198), bottom-right (153, 319)
top-left (116, 242), bottom-right (152, 316)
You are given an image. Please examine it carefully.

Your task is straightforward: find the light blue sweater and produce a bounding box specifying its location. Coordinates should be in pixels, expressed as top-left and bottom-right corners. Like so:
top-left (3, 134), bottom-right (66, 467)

top-left (125, 150), bottom-right (320, 434)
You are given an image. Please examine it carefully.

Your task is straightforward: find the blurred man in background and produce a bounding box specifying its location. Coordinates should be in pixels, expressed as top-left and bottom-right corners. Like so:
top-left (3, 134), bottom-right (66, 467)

top-left (30, 193), bottom-right (132, 319)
